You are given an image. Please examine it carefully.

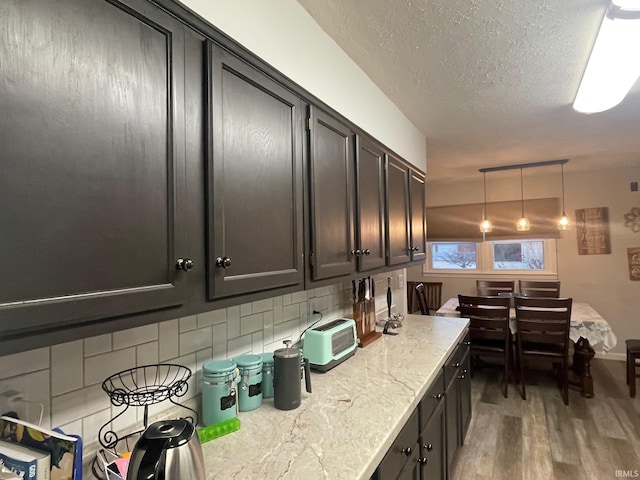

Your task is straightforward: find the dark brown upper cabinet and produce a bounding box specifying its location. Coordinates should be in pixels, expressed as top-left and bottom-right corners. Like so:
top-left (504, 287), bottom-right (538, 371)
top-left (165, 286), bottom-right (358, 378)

top-left (308, 108), bottom-right (356, 281)
top-left (0, 0), bottom-right (191, 339)
top-left (410, 171), bottom-right (427, 263)
top-left (206, 43), bottom-right (305, 299)
top-left (355, 135), bottom-right (387, 271)
top-left (386, 154), bottom-right (426, 266)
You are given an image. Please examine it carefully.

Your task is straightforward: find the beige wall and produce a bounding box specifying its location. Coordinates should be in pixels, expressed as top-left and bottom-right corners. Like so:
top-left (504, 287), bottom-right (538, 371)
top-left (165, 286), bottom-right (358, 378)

top-left (408, 165), bottom-right (640, 358)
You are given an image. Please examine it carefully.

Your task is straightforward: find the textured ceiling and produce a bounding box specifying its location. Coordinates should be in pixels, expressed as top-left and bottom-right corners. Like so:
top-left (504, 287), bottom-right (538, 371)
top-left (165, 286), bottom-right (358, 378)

top-left (296, 0), bottom-right (640, 182)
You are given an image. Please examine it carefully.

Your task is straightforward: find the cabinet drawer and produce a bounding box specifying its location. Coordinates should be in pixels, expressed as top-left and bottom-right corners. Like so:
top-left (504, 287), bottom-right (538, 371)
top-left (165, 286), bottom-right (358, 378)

top-left (378, 409), bottom-right (419, 480)
top-left (418, 369), bottom-right (445, 431)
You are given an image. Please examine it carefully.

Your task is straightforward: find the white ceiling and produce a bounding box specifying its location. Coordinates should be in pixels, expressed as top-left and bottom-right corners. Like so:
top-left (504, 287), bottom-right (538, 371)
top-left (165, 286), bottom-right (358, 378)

top-left (296, 0), bottom-right (640, 183)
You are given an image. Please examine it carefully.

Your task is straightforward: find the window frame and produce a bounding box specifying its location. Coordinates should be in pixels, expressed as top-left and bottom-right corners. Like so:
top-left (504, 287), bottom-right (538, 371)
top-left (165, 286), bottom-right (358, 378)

top-left (424, 238), bottom-right (558, 277)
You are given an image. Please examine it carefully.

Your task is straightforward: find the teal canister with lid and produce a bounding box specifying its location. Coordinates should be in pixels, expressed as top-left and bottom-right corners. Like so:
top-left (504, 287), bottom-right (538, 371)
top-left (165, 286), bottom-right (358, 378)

top-left (261, 352), bottom-right (274, 399)
top-left (234, 354), bottom-right (263, 411)
top-left (202, 359), bottom-right (239, 426)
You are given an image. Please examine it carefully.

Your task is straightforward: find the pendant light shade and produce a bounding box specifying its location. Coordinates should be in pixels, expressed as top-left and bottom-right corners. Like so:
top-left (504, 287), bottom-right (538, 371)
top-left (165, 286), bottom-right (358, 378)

top-left (479, 172), bottom-right (493, 233)
top-left (516, 168), bottom-right (530, 231)
top-left (558, 163), bottom-right (570, 230)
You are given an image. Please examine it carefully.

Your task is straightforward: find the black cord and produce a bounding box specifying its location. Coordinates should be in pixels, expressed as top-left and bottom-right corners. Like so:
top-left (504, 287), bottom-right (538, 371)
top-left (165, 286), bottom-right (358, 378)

top-left (294, 311), bottom-right (323, 348)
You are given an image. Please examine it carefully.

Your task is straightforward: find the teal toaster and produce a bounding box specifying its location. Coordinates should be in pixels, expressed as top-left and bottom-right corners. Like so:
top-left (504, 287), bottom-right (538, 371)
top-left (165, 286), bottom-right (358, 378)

top-left (302, 318), bottom-right (357, 372)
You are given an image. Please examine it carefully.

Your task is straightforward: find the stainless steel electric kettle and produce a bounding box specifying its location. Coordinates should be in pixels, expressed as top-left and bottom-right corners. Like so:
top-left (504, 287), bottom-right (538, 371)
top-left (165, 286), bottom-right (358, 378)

top-left (127, 418), bottom-right (205, 480)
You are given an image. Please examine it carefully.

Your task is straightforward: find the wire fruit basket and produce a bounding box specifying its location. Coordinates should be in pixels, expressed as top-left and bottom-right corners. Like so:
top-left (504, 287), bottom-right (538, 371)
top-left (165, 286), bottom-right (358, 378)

top-left (92, 364), bottom-right (198, 479)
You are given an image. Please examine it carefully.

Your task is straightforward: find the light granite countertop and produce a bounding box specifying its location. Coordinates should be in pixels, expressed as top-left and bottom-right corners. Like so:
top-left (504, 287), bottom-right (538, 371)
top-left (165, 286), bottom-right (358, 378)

top-left (201, 314), bottom-right (469, 480)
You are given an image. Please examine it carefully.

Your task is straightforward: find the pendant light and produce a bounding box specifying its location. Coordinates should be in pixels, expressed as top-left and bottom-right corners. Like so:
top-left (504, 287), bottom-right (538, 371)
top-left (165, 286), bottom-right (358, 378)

top-left (479, 172), bottom-right (493, 233)
top-left (558, 162), bottom-right (570, 230)
top-left (516, 168), bottom-right (531, 231)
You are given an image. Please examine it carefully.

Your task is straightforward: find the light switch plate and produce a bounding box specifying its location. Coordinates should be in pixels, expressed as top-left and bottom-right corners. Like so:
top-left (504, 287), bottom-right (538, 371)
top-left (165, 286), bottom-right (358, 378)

top-left (397, 273), bottom-right (404, 289)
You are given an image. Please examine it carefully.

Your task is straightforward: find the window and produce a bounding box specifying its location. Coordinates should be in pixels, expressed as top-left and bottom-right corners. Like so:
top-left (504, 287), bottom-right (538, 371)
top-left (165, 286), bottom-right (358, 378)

top-left (430, 242), bottom-right (478, 270)
top-left (492, 240), bottom-right (544, 270)
top-left (425, 239), bottom-right (556, 275)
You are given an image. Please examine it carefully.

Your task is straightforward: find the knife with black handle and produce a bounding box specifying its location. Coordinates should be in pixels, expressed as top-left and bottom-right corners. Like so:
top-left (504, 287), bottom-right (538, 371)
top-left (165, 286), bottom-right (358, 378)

top-left (387, 277), bottom-right (392, 318)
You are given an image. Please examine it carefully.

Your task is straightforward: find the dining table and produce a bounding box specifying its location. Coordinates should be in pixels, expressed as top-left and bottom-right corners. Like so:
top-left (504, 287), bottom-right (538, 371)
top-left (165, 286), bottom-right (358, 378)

top-left (436, 297), bottom-right (618, 398)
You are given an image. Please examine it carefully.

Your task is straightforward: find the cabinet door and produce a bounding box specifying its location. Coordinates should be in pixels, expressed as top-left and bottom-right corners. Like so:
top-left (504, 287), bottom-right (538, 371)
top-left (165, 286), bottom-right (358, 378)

top-left (356, 135), bottom-right (386, 271)
top-left (410, 171), bottom-right (426, 262)
top-left (0, 0), bottom-right (188, 335)
top-left (309, 108), bottom-right (355, 280)
top-left (420, 400), bottom-right (446, 480)
top-left (444, 372), bottom-right (459, 475)
top-left (377, 409), bottom-right (419, 480)
top-left (386, 155), bottom-right (411, 266)
top-left (459, 350), bottom-right (472, 445)
top-left (206, 44), bottom-right (304, 298)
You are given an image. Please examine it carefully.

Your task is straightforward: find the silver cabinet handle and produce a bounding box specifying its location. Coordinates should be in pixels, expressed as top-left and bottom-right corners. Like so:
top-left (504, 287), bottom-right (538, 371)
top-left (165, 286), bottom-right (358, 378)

top-left (176, 258), bottom-right (194, 272)
top-left (215, 256), bottom-right (232, 268)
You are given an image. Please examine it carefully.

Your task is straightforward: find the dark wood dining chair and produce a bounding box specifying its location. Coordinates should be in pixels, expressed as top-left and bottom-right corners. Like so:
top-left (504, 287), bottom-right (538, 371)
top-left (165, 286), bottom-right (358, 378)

top-left (415, 282), bottom-right (430, 315)
top-left (458, 294), bottom-right (512, 398)
top-left (518, 280), bottom-right (561, 297)
top-left (514, 296), bottom-right (573, 405)
top-left (476, 280), bottom-right (515, 296)
top-left (408, 282), bottom-right (442, 315)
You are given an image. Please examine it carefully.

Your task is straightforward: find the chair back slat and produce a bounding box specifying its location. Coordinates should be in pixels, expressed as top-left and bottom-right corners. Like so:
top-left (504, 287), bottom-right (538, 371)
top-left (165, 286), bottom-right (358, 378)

top-left (514, 297), bottom-right (572, 346)
top-left (476, 280), bottom-right (515, 297)
top-left (415, 283), bottom-right (430, 315)
top-left (459, 295), bottom-right (511, 340)
top-left (518, 280), bottom-right (561, 298)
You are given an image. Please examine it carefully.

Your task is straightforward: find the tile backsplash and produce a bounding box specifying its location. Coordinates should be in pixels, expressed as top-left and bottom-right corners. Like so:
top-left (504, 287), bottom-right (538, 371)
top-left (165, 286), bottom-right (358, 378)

top-left (0, 270), bottom-right (406, 478)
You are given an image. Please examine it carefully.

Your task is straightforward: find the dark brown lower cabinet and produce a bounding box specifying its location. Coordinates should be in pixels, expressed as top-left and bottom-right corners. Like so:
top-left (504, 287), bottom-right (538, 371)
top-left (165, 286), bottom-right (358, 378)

top-left (375, 332), bottom-right (470, 480)
top-left (444, 336), bottom-right (472, 478)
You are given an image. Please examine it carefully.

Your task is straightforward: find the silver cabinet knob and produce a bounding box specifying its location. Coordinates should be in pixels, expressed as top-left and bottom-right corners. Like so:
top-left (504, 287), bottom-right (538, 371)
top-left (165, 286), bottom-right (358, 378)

top-left (216, 256), bottom-right (232, 268)
top-left (363, 249), bottom-right (371, 256)
top-left (176, 258), bottom-right (194, 272)
top-left (401, 447), bottom-right (412, 457)
top-left (351, 249), bottom-right (362, 256)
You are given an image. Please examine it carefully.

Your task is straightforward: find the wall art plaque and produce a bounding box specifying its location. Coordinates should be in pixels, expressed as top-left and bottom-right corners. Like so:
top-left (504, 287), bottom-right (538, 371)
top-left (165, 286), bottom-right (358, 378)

top-left (576, 207), bottom-right (611, 255)
top-left (628, 248), bottom-right (640, 281)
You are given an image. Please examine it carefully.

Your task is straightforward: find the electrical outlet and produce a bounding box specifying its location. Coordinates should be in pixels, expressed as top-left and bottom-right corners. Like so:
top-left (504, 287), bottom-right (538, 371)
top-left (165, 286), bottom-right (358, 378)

top-left (397, 273), bottom-right (404, 289)
top-left (631, 181), bottom-right (638, 192)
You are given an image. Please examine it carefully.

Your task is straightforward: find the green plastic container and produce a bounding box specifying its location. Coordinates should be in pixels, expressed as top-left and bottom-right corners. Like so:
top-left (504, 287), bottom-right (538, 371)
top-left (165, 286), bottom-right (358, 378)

top-left (197, 417), bottom-right (241, 443)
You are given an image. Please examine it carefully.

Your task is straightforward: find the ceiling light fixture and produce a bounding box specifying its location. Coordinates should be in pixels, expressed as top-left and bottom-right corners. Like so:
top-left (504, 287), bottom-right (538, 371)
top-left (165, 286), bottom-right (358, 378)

top-left (479, 171), bottom-right (493, 233)
top-left (573, 0), bottom-right (640, 114)
top-left (557, 163), bottom-right (570, 230)
top-left (479, 159), bottom-right (568, 232)
top-left (516, 168), bottom-right (531, 232)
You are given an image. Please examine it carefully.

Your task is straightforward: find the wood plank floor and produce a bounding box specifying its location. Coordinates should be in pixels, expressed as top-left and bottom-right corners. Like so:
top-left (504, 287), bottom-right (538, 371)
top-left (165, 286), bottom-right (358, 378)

top-left (451, 359), bottom-right (640, 480)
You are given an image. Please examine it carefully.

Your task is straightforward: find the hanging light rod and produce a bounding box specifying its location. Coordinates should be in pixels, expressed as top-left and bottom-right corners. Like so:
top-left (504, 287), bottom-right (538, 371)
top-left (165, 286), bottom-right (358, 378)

top-left (479, 158), bottom-right (569, 173)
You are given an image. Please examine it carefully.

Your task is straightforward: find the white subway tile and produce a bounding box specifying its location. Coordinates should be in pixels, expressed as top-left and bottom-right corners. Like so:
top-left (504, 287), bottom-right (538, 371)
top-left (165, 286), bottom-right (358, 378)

top-left (282, 293), bottom-right (292, 306)
top-left (180, 327), bottom-right (212, 356)
top-left (82, 408), bottom-right (112, 447)
top-left (85, 348), bottom-right (136, 386)
top-left (56, 419), bottom-right (82, 438)
top-left (0, 369), bottom-right (50, 427)
top-left (110, 403), bottom-right (138, 437)
top-left (291, 290), bottom-right (308, 304)
top-left (273, 296), bottom-right (283, 320)
top-left (240, 313), bottom-right (263, 336)
top-left (262, 311), bottom-right (274, 345)
top-left (211, 324), bottom-right (227, 359)
top-left (240, 303), bottom-right (252, 317)
top-left (136, 342), bottom-right (159, 366)
top-left (251, 298), bottom-right (273, 314)
top-left (159, 319), bottom-right (179, 361)
top-left (84, 334), bottom-right (112, 357)
top-left (52, 383), bottom-right (109, 428)
top-left (282, 303), bottom-right (300, 323)
top-left (197, 308), bottom-right (227, 327)
top-left (227, 335), bottom-right (251, 359)
top-left (227, 306), bottom-right (240, 339)
top-left (113, 324), bottom-right (158, 350)
top-left (51, 340), bottom-right (83, 395)
top-left (179, 315), bottom-right (198, 333)
top-left (251, 331), bottom-right (264, 354)
top-left (0, 348), bottom-right (49, 378)
top-left (274, 319), bottom-right (300, 342)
